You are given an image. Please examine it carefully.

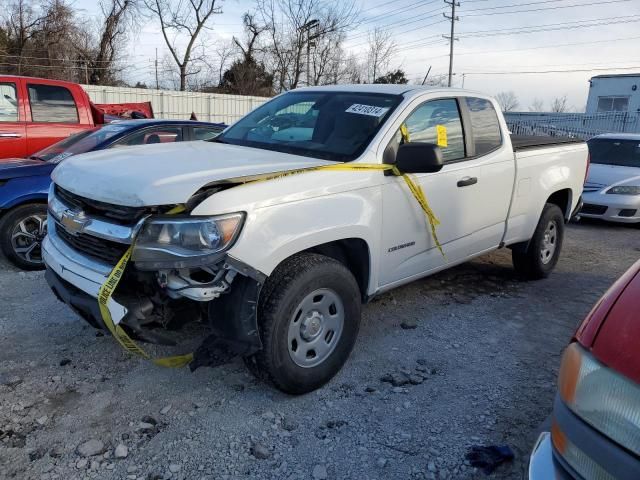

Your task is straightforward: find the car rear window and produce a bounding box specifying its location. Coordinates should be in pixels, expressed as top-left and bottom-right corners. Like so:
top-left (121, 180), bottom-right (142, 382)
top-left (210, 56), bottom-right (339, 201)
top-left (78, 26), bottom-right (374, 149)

top-left (28, 84), bottom-right (79, 123)
top-left (465, 97), bottom-right (502, 156)
top-left (588, 138), bottom-right (640, 168)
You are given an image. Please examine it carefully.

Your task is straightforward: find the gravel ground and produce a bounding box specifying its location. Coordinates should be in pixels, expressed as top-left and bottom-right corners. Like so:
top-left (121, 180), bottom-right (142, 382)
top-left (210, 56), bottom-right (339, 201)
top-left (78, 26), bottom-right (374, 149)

top-left (1, 220), bottom-right (638, 480)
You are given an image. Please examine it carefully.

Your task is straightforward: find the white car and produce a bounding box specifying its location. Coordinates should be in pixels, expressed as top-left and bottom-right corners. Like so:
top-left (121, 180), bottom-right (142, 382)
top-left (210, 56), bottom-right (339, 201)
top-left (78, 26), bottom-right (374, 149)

top-left (42, 85), bottom-right (588, 393)
top-left (581, 133), bottom-right (640, 224)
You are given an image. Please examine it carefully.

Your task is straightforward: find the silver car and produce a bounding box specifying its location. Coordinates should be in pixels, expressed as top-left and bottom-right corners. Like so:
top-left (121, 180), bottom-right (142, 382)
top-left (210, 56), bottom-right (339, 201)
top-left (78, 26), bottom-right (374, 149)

top-left (581, 133), bottom-right (640, 224)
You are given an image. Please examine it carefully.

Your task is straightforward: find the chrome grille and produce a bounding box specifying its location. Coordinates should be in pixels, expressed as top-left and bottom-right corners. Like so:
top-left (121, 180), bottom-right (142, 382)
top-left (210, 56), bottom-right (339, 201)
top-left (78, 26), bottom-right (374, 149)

top-left (55, 186), bottom-right (150, 225)
top-left (55, 222), bottom-right (128, 264)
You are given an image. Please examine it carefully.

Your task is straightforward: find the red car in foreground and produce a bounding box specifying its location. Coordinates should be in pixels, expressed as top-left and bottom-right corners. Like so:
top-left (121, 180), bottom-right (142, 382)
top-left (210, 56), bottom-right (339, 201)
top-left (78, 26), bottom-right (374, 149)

top-left (529, 259), bottom-right (640, 479)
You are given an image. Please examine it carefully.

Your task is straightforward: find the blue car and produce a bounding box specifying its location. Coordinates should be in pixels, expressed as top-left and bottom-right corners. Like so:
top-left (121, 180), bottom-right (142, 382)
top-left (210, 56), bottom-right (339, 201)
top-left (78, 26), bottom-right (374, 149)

top-left (0, 119), bottom-right (225, 270)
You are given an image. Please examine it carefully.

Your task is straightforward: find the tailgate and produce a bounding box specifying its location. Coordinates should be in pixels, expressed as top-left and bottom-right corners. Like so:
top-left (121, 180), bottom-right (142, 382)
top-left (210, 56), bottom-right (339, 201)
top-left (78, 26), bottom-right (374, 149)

top-left (91, 102), bottom-right (154, 124)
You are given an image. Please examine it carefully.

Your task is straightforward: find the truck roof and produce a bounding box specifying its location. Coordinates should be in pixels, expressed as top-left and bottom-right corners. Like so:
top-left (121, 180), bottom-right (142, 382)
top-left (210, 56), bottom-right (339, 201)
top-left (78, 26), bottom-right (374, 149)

top-left (294, 84), bottom-right (482, 98)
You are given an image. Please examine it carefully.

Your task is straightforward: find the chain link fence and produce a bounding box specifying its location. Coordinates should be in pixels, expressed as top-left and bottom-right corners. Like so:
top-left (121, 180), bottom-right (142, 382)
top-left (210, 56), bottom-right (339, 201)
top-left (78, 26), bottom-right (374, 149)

top-left (505, 111), bottom-right (640, 140)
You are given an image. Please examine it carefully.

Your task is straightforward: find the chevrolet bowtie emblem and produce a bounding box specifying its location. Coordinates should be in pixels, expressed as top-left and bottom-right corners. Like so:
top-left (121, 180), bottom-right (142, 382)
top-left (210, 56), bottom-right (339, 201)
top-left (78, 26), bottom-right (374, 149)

top-left (60, 209), bottom-right (91, 235)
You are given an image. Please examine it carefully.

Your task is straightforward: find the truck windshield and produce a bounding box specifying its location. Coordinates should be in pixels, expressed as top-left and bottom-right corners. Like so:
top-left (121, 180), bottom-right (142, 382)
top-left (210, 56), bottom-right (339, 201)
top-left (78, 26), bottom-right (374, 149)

top-left (35, 124), bottom-right (131, 163)
top-left (588, 138), bottom-right (640, 168)
top-left (216, 91), bottom-right (402, 161)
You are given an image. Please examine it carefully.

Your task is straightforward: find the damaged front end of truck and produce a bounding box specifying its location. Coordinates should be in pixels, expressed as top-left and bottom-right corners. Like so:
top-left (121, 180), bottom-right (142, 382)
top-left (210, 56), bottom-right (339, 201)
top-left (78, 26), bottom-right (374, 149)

top-left (45, 183), bottom-right (267, 370)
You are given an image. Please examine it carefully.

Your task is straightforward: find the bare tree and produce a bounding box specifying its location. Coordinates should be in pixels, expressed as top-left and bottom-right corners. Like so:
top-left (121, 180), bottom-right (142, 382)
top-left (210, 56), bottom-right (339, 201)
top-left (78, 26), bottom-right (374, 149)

top-left (256, 0), bottom-right (359, 92)
top-left (495, 91), bottom-right (519, 112)
top-left (86, 0), bottom-right (140, 85)
top-left (550, 95), bottom-right (569, 113)
top-left (3, 0), bottom-right (48, 75)
top-left (529, 98), bottom-right (545, 112)
top-left (144, 0), bottom-right (222, 91)
top-left (366, 27), bottom-right (395, 83)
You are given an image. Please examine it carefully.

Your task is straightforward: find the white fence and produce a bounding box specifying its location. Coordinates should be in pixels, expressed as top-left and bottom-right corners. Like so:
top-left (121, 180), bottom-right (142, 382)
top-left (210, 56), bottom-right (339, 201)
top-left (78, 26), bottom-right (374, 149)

top-left (505, 111), bottom-right (640, 140)
top-left (81, 85), bottom-right (269, 124)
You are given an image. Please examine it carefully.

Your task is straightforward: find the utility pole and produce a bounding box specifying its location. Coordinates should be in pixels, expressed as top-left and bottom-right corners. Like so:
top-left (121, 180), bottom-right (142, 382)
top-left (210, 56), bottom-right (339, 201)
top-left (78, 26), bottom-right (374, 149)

top-left (443, 0), bottom-right (460, 87)
top-left (300, 19), bottom-right (319, 86)
top-left (155, 48), bottom-right (159, 90)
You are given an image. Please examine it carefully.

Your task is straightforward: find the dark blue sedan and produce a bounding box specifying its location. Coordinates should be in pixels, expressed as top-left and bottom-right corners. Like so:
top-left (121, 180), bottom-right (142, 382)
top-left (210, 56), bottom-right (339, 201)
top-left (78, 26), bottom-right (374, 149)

top-left (0, 119), bottom-right (225, 270)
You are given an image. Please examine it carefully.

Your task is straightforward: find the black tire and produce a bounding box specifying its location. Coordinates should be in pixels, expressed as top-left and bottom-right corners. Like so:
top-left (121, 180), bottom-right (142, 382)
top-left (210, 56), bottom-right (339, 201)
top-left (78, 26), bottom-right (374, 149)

top-left (244, 253), bottom-right (361, 394)
top-left (512, 203), bottom-right (565, 280)
top-left (0, 203), bottom-right (48, 271)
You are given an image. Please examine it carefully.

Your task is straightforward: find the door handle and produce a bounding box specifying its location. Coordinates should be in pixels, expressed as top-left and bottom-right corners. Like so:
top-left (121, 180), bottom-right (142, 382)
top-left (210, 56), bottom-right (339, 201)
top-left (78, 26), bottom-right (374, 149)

top-left (0, 132), bottom-right (21, 138)
top-left (457, 176), bottom-right (478, 187)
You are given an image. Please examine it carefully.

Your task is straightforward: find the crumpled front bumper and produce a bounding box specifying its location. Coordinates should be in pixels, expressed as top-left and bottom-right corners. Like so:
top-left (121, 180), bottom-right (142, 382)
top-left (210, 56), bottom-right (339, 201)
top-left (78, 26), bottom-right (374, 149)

top-left (42, 223), bottom-right (127, 326)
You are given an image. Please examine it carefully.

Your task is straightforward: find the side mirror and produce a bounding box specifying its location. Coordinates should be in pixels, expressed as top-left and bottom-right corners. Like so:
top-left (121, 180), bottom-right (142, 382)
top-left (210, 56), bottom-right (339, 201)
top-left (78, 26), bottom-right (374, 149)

top-left (395, 142), bottom-right (444, 174)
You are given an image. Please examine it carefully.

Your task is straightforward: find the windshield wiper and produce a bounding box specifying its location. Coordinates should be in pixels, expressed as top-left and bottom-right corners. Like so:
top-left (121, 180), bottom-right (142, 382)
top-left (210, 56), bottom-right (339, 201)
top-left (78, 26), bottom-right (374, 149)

top-left (29, 155), bottom-right (46, 161)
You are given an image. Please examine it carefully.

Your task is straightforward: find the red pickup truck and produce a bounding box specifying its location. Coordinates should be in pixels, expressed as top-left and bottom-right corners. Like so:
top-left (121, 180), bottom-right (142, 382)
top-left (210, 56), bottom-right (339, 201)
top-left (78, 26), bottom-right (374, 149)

top-left (0, 76), bottom-right (153, 159)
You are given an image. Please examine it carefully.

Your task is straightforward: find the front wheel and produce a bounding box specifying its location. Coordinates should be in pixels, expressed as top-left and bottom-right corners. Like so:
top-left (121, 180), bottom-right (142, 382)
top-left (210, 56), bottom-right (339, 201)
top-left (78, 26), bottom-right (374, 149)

top-left (244, 253), bottom-right (361, 394)
top-left (0, 204), bottom-right (48, 270)
top-left (512, 203), bottom-right (565, 280)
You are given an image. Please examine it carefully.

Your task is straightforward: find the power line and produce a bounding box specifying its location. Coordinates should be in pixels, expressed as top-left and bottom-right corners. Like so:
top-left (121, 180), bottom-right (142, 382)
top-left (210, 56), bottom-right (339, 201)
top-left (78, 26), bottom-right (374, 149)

top-left (461, 0), bottom-right (631, 17)
top-left (347, 7), bottom-right (445, 43)
top-left (463, 66), bottom-right (640, 75)
top-left (359, 0), bottom-right (442, 25)
top-left (440, 34), bottom-right (640, 58)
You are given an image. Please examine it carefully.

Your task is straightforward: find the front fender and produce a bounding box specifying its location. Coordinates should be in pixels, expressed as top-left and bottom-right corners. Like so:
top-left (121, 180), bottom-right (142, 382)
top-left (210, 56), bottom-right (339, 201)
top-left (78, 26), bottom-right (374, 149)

top-left (227, 188), bottom-right (382, 294)
top-left (0, 175), bottom-right (51, 211)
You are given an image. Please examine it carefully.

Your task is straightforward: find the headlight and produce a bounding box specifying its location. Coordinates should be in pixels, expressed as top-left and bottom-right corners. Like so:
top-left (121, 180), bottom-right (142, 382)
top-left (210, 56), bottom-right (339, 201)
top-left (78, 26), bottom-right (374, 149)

top-left (607, 185), bottom-right (640, 195)
top-left (558, 342), bottom-right (640, 455)
top-left (132, 213), bottom-right (245, 268)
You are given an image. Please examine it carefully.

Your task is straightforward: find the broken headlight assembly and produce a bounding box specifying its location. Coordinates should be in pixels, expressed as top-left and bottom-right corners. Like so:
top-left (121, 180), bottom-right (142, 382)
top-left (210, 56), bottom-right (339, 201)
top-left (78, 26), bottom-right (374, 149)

top-left (132, 213), bottom-right (245, 269)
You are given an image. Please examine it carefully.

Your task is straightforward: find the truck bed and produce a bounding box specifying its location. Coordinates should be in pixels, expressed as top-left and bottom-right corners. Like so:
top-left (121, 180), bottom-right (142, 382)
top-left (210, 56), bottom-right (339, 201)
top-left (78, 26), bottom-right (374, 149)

top-left (511, 135), bottom-right (584, 152)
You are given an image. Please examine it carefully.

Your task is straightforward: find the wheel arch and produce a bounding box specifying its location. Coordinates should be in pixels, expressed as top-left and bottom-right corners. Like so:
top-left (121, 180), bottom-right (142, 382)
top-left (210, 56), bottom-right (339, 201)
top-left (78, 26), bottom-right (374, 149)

top-left (300, 238), bottom-right (371, 302)
top-left (545, 188), bottom-right (573, 222)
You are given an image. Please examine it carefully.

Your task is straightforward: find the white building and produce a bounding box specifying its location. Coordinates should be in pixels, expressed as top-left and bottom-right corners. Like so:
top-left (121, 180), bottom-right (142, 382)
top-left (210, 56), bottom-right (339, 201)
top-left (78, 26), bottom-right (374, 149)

top-left (586, 73), bottom-right (640, 115)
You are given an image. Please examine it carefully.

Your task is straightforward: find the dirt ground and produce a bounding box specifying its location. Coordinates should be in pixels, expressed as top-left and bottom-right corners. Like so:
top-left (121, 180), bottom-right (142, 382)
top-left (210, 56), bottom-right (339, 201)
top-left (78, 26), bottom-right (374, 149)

top-left (1, 219), bottom-right (638, 480)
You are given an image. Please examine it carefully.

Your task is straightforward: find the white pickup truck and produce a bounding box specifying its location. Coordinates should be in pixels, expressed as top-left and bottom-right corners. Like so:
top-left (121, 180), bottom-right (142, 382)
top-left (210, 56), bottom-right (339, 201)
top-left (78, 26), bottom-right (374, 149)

top-left (43, 85), bottom-right (588, 393)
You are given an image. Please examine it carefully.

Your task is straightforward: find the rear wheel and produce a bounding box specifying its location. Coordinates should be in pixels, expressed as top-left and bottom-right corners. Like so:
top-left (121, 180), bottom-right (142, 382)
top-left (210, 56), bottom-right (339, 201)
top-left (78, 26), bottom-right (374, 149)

top-left (512, 203), bottom-right (565, 280)
top-left (0, 204), bottom-right (48, 270)
top-left (244, 253), bottom-right (361, 394)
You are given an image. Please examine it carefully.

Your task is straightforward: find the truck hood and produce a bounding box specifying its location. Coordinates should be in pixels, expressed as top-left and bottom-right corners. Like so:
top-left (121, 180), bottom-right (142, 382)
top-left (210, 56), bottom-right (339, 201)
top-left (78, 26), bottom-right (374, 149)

top-left (586, 163), bottom-right (640, 190)
top-left (590, 262), bottom-right (640, 384)
top-left (0, 158), bottom-right (54, 180)
top-left (52, 141), bottom-right (333, 207)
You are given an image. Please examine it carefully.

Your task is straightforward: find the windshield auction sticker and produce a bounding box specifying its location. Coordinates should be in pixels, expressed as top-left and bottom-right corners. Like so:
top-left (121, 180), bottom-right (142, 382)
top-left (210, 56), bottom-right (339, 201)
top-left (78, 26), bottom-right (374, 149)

top-left (346, 104), bottom-right (390, 117)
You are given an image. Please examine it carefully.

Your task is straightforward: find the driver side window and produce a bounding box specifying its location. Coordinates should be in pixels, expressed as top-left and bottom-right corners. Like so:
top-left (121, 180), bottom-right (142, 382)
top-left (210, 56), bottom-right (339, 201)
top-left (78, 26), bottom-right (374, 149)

top-left (395, 98), bottom-right (466, 163)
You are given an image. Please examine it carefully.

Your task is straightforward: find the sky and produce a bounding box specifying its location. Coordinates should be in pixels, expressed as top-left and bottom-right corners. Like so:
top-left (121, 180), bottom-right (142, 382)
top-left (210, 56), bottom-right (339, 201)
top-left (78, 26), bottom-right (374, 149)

top-left (75, 0), bottom-right (640, 112)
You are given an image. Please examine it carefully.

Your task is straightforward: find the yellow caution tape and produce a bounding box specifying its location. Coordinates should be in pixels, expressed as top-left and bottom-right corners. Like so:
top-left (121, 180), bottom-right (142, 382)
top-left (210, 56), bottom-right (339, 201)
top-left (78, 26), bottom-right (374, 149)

top-left (242, 163), bottom-right (444, 256)
top-left (400, 123), bottom-right (410, 143)
top-left (97, 163), bottom-right (443, 368)
top-left (97, 204), bottom-right (194, 368)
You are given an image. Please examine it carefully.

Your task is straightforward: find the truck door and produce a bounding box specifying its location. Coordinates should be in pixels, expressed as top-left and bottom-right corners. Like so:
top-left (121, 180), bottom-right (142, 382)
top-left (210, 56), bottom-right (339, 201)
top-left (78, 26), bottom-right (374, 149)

top-left (24, 81), bottom-right (88, 156)
top-left (378, 96), bottom-right (514, 287)
top-left (0, 80), bottom-right (27, 158)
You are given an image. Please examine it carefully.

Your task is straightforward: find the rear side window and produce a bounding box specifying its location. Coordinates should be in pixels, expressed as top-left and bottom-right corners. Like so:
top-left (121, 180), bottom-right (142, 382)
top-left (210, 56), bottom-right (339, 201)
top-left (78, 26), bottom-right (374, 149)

top-left (0, 83), bottom-right (19, 122)
top-left (465, 97), bottom-right (502, 156)
top-left (28, 84), bottom-right (79, 123)
top-left (194, 126), bottom-right (223, 140)
top-left (111, 126), bottom-right (184, 147)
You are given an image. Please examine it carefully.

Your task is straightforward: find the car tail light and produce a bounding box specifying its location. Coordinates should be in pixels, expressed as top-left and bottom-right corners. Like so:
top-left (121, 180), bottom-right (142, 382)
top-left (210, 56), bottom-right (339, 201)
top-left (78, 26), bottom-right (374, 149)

top-left (558, 343), bottom-right (640, 455)
top-left (584, 152), bottom-right (591, 185)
